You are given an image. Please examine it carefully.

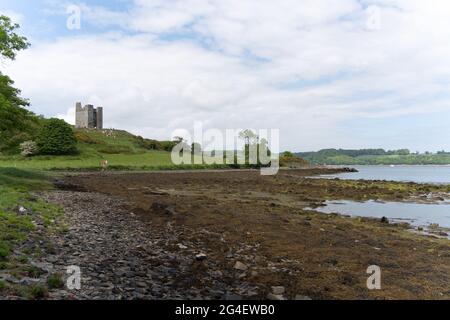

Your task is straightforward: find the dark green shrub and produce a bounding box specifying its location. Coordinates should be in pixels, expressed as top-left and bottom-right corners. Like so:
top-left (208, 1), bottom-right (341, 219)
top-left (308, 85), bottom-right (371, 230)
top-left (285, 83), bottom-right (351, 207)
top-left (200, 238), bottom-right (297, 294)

top-left (47, 273), bottom-right (64, 289)
top-left (36, 118), bottom-right (78, 155)
top-left (160, 140), bottom-right (177, 152)
top-left (135, 136), bottom-right (163, 150)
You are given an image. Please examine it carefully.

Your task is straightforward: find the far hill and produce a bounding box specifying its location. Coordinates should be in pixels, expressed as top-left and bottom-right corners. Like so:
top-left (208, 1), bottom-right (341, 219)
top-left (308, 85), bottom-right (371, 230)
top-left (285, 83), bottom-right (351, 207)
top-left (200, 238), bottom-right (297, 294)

top-left (296, 149), bottom-right (450, 165)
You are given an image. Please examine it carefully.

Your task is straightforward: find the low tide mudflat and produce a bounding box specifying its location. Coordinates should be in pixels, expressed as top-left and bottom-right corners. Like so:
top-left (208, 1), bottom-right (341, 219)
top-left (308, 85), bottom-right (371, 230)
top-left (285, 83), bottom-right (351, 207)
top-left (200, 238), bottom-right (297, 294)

top-left (44, 168), bottom-right (450, 300)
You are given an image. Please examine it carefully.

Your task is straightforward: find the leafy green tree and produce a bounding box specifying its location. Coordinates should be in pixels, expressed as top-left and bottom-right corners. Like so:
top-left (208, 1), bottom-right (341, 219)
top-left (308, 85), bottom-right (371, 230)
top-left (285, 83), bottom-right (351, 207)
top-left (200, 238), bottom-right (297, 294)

top-left (36, 119), bottom-right (78, 155)
top-left (0, 74), bottom-right (29, 136)
top-left (238, 130), bottom-right (273, 166)
top-left (283, 151), bottom-right (294, 158)
top-left (238, 129), bottom-right (257, 146)
top-left (0, 15), bottom-right (34, 153)
top-left (0, 16), bottom-right (30, 60)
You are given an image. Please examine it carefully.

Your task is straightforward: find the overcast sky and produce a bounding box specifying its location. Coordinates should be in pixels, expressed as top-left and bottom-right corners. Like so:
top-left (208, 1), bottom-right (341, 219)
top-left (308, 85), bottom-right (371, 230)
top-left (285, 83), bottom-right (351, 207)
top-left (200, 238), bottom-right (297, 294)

top-left (1, 0), bottom-right (450, 152)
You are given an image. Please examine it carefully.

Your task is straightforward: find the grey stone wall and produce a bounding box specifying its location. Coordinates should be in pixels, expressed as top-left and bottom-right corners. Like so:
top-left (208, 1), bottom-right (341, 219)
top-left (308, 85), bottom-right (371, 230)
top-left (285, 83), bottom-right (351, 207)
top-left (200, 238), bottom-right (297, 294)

top-left (75, 102), bottom-right (104, 129)
top-left (96, 107), bottom-right (103, 130)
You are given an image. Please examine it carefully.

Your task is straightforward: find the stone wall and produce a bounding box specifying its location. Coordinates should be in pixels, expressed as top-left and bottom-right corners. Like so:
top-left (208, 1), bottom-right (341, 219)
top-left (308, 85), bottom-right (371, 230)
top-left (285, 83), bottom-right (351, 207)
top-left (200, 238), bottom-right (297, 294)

top-left (75, 102), bottom-right (104, 129)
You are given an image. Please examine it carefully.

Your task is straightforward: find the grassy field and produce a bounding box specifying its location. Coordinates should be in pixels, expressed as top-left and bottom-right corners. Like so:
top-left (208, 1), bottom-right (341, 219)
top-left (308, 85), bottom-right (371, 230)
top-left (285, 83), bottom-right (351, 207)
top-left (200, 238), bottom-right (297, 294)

top-left (0, 151), bottom-right (175, 170)
top-left (0, 128), bottom-right (229, 171)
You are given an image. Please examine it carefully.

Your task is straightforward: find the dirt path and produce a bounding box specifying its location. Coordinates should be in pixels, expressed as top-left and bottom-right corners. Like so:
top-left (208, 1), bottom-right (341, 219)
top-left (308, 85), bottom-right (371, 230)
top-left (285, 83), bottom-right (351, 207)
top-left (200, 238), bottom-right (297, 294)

top-left (43, 169), bottom-right (450, 300)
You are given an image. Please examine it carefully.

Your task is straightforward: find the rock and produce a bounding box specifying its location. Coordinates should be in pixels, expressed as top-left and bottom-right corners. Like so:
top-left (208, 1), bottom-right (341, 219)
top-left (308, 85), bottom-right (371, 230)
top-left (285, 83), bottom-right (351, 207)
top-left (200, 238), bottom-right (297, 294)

top-left (380, 216), bottom-right (389, 223)
top-left (150, 203), bottom-right (178, 215)
top-left (19, 277), bottom-right (42, 286)
top-left (0, 273), bottom-right (20, 284)
top-left (234, 261), bottom-right (248, 271)
top-left (294, 295), bottom-right (312, 300)
top-left (300, 220), bottom-right (312, 226)
top-left (271, 286), bottom-right (285, 295)
top-left (224, 293), bottom-right (242, 300)
top-left (267, 293), bottom-right (285, 300)
top-left (195, 253), bottom-right (207, 261)
top-left (30, 260), bottom-right (54, 273)
top-left (38, 189), bottom-right (269, 300)
top-left (211, 270), bottom-right (223, 278)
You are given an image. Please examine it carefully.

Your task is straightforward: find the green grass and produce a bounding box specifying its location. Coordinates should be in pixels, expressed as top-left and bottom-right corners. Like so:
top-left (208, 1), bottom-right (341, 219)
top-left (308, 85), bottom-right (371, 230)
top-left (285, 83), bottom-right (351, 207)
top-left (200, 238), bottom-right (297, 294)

top-left (0, 128), bottom-right (173, 170)
top-left (0, 168), bottom-right (64, 298)
top-left (47, 273), bottom-right (64, 289)
top-left (21, 284), bottom-right (48, 299)
top-left (0, 151), bottom-right (175, 170)
top-left (0, 128), bottom-right (247, 171)
top-left (0, 168), bottom-right (60, 261)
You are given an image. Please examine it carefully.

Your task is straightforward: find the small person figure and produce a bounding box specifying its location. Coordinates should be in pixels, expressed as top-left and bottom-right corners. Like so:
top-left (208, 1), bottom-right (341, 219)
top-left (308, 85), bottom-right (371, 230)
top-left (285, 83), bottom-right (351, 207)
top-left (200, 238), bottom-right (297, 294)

top-left (100, 159), bottom-right (109, 171)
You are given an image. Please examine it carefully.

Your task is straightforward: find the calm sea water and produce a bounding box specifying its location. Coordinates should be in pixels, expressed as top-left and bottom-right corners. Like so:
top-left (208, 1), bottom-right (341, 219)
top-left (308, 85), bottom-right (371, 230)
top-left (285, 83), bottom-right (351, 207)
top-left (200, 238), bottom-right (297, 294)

top-left (311, 165), bottom-right (450, 236)
top-left (320, 165), bottom-right (450, 184)
top-left (313, 200), bottom-right (450, 230)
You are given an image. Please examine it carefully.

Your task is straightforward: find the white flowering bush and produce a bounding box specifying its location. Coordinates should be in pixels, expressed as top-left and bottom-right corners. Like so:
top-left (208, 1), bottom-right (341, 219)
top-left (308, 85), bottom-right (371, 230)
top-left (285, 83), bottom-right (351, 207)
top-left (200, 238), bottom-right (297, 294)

top-left (20, 140), bottom-right (38, 157)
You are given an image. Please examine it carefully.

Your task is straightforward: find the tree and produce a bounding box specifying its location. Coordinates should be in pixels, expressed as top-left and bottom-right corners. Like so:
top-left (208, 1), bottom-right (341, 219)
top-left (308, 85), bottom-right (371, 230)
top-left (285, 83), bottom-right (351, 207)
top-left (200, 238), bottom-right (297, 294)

top-left (191, 142), bottom-right (202, 155)
top-left (0, 73), bottom-right (29, 132)
top-left (171, 136), bottom-right (190, 156)
top-left (36, 119), bottom-right (78, 155)
top-left (238, 130), bottom-right (273, 166)
top-left (0, 15), bottom-right (30, 60)
top-left (0, 15), bottom-right (34, 153)
top-left (238, 129), bottom-right (257, 146)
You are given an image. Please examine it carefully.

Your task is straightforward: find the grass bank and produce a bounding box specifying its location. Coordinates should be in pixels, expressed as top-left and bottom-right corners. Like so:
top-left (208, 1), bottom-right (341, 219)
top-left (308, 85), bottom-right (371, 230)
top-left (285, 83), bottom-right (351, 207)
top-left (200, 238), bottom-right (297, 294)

top-left (0, 168), bottom-right (63, 298)
top-left (0, 129), bottom-right (250, 171)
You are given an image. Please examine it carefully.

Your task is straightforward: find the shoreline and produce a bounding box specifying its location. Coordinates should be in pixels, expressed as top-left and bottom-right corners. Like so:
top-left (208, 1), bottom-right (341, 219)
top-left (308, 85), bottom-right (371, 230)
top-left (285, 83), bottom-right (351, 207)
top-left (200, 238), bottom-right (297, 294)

top-left (51, 170), bottom-right (450, 299)
top-left (1, 168), bottom-right (449, 300)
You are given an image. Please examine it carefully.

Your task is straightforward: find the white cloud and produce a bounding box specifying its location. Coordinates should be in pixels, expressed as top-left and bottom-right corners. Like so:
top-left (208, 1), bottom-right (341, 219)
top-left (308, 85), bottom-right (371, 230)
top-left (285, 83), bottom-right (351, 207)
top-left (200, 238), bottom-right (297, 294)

top-left (4, 0), bottom-right (450, 151)
top-left (0, 9), bottom-right (24, 24)
top-left (56, 107), bottom-right (75, 125)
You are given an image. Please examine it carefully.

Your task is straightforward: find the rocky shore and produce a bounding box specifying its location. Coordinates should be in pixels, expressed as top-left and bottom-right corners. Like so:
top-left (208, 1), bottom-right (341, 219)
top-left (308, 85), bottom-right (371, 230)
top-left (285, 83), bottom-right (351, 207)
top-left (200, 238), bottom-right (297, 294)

top-left (33, 191), bottom-right (273, 300)
top-left (1, 168), bottom-right (449, 300)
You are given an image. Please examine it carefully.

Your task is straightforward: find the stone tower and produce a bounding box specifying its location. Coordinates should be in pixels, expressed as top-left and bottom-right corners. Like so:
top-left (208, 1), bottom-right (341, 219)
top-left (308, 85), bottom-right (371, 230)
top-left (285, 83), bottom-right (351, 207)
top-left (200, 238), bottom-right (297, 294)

top-left (75, 102), bottom-right (103, 129)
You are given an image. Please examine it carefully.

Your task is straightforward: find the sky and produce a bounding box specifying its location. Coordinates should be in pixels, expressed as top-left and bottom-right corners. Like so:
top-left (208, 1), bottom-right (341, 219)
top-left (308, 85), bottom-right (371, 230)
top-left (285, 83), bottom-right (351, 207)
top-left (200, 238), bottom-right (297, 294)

top-left (1, 0), bottom-right (450, 152)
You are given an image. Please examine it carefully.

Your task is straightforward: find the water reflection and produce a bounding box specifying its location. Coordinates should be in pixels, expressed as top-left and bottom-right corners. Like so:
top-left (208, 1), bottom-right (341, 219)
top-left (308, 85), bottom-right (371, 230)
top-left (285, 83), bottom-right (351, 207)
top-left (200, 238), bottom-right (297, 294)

top-left (309, 200), bottom-right (450, 238)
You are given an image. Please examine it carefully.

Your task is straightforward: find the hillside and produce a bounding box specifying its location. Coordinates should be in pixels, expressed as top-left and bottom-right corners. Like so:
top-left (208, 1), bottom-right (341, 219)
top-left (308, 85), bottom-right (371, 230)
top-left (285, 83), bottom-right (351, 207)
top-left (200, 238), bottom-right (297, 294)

top-left (296, 149), bottom-right (450, 165)
top-left (0, 128), bottom-right (181, 171)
